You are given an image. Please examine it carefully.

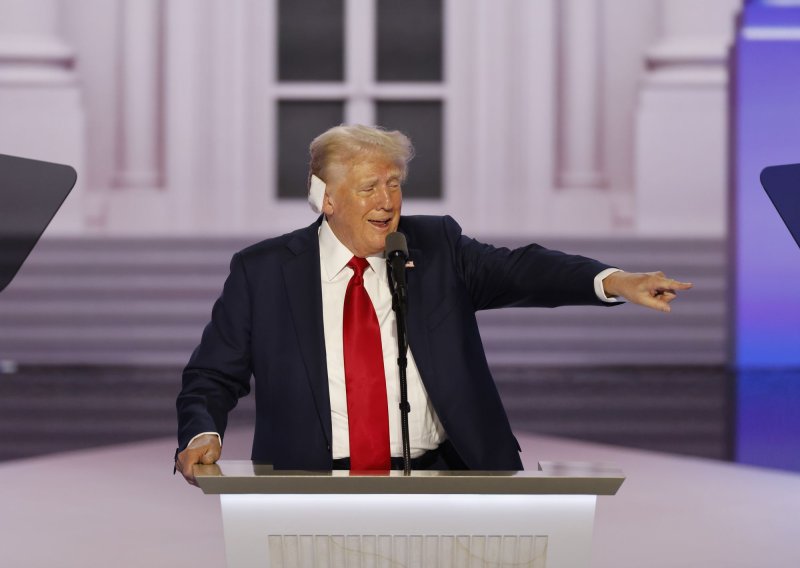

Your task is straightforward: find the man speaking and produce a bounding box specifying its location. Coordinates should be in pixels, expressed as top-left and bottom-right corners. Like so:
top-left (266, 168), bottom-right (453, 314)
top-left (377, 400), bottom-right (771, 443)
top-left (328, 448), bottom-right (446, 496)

top-left (175, 125), bottom-right (691, 485)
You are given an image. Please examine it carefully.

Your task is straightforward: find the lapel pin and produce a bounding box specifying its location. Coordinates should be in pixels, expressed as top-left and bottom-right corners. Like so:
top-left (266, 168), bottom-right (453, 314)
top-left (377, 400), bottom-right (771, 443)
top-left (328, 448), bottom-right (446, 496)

top-left (405, 260), bottom-right (415, 269)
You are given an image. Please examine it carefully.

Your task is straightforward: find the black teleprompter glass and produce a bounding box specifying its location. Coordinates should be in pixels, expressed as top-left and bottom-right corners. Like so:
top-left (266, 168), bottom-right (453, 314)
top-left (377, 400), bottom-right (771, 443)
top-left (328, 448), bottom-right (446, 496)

top-left (376, 100), bottom-right (443, 199)
top-left (277, 100), bottom-right (345, 198)
top-left (376, 0), bottom-right (443, 82)
top-left (278, 0), bottom-right (345, 81)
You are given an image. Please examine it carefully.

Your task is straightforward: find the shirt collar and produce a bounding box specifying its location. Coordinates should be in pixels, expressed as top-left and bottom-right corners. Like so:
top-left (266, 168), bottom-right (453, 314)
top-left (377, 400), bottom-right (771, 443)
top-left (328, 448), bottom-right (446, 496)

top-left (318, 217), bottom-right (386, 281)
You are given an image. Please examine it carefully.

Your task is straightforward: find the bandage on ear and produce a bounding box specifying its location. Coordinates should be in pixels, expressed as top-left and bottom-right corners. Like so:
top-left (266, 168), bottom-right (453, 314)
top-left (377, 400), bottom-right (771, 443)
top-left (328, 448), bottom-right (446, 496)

top-left (308, 174), bottom-right (326, 214)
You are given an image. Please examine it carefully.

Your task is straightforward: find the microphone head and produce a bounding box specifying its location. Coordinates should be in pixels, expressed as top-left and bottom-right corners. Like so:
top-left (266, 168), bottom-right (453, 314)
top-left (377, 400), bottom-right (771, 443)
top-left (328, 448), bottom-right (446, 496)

top-left (385, 232), bottom-right (408, 259)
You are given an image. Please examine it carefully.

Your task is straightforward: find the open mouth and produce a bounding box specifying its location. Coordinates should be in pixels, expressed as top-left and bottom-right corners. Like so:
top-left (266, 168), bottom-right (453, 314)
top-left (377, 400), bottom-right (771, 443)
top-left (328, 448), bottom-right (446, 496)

top-left (368, 219), bottom-right (391, 229)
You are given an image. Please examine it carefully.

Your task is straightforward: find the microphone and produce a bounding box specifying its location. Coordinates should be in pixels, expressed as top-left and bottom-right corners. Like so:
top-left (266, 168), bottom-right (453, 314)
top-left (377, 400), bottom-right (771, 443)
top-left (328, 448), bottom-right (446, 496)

top-left (385, 231), bottom-right (412, 474)
top-left (385, 232), bottom-right (408, 295)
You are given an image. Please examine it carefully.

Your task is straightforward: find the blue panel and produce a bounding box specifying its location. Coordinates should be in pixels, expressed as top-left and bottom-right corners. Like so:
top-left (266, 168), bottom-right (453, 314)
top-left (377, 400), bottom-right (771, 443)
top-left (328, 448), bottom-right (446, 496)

top-left (737, 369), bottom-right (800, 471)
top-left (734, 3), bottom-right (800, 472)
top-left (734, 6), bottom-right (800, 367)
top-left (746, 2), bottom-right (800, 26)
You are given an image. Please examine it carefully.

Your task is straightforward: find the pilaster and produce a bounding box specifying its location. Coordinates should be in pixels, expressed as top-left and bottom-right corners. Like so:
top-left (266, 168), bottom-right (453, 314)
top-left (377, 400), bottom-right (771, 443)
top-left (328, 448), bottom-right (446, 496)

top-left (0, 0), bottom-right (86, 233)
top-left (634, 0), bottom-right (740, 236)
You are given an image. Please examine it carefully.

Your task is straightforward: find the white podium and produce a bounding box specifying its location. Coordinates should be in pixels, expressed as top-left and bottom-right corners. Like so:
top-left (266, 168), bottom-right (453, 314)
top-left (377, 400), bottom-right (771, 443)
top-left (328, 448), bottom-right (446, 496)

top-left (195, 461), bottom-right (624, 568)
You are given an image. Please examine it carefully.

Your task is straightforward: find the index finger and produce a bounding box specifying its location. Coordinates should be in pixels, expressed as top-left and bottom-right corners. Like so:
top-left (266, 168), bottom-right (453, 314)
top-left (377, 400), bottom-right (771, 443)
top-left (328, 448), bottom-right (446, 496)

top-left (180, 462), bottom-right (199, 487)
top-left (658, 278), bottom-right (693, 290)
top-left (176, 455), bottom-right (196, 485)
top-left (176, 449), bottom-right (202, 486)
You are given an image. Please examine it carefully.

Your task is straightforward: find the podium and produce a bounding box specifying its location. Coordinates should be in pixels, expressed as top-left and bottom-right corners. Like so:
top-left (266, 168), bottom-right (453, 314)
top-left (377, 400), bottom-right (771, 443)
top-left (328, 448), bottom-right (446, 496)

top-left (196, 460), bottom-right (624, 568)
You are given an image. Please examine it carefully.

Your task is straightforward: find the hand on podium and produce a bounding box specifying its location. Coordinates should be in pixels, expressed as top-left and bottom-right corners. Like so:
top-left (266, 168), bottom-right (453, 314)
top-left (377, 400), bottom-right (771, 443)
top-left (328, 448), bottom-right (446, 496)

top-left (175, 434), bottom-right (221, 487)
top-left (602, 270), bottom-right (693, 313)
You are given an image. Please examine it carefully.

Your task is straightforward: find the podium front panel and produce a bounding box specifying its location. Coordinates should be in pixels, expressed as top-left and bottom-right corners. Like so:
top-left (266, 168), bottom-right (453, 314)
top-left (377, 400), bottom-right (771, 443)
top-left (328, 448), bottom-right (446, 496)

top-left (221, 493), bottom-right (596, 568)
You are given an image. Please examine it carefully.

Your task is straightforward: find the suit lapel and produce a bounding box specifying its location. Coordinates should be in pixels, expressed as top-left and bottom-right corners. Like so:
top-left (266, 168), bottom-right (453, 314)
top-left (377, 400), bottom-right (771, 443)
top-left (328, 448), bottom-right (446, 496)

top-left (282, 220), bottom-right (332, 446)
top-left (403, 246), bottom-right (435, 385)
top-left (401, 236), bottom-right (455, 437)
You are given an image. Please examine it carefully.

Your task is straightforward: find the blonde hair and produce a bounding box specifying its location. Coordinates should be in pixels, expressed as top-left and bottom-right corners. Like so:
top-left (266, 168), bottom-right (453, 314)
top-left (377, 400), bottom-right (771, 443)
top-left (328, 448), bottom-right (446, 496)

top-left (309, 124), bottom-right (415, 187)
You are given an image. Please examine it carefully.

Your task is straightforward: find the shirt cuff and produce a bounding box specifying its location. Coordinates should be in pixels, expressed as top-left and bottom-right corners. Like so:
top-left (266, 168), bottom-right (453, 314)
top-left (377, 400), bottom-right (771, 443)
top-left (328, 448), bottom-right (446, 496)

top-left (594, 268), bottom-right (624, 303)
top-left (187, 432), bottom-right (221, 448)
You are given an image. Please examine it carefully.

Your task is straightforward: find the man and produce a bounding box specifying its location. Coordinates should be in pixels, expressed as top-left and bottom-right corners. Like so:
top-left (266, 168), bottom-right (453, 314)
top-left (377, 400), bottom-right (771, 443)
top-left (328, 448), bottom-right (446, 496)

top-left (175, 125), bottom-right (691, 485)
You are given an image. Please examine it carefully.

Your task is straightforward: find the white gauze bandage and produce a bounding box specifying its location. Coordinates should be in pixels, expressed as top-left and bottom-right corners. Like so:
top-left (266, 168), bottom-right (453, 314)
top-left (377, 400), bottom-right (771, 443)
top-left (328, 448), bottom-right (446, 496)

top-left (308, 174), bottom-right (326, 214)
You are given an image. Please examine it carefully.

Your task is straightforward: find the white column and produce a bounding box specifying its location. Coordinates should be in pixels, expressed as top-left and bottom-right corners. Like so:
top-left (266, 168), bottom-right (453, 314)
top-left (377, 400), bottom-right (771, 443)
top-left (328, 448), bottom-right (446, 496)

top-left (472, 0), bottom-right (512, 233)
top-left (113, 0), bottom-right (162, 189)
top-left (556, 0), bottom-right (606, 189)
top-left (0, 0), bottom-right (86, 233)
top-left (634, 0), bottom-right (739, 236)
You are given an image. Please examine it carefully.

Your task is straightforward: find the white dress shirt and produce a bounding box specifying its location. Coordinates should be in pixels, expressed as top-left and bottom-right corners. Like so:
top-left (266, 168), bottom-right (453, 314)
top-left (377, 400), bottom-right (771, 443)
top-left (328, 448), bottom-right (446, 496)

top-left (318, 219), bottom-right (446, 459)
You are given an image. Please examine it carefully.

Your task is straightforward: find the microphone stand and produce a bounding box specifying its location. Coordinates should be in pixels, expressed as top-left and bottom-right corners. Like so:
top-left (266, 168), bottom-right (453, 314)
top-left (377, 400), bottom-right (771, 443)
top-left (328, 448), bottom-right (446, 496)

top-left (388, 268), bottom-right (411, 475)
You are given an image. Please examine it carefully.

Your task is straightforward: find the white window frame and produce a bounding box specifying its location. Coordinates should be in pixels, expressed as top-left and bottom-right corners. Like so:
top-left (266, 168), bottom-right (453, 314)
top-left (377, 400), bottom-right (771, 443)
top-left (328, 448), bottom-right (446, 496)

top-left (243, 0), bottom-right (470, 234)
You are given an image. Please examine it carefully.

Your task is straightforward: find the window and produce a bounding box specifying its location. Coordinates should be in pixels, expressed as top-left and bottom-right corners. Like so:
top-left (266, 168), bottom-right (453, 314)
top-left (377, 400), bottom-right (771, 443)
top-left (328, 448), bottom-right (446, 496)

top-left (275, 0), bottom-right (445, 199)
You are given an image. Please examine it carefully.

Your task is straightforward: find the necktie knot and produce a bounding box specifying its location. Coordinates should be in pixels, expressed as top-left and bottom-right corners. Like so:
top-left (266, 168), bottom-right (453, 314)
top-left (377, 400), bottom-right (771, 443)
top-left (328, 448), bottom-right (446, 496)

top-left (347, 256), bottom-right (370, 280)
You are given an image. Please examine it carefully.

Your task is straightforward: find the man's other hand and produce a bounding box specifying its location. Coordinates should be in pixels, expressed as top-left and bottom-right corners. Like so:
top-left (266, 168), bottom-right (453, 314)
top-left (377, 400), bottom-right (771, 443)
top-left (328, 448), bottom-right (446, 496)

top-left (175, 434), bottom-right (221, 487)
top-left (602, 271), bottom-right (693, 313)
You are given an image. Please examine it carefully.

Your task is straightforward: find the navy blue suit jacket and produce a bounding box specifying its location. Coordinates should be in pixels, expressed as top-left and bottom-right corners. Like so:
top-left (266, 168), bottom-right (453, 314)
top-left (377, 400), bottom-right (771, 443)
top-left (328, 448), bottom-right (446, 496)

top-left (177, 215), bottom-right (616, 470)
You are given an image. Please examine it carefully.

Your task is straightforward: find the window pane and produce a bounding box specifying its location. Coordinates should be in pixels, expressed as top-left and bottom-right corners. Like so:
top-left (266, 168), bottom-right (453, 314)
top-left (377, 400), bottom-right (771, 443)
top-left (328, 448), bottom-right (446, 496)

top-left (278, 0), bottom-right (344, 81)
top-left (376, 101), bottom-right (442, 199)
top-left (376, 0), bottom-right (443, 82)
top-left (277, 101), bottom-right (344, 198)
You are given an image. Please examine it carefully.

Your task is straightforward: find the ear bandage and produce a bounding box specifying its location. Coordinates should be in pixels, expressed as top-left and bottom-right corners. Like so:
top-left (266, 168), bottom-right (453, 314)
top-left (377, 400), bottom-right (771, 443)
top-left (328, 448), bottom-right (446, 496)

top-left (308, 174), bottom-right (326, 214)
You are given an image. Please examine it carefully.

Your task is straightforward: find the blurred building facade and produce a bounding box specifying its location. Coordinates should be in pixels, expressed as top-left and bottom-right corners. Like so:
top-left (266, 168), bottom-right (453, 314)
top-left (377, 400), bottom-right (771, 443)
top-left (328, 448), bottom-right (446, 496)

top-left (1, 0), bottom-right (741, 238)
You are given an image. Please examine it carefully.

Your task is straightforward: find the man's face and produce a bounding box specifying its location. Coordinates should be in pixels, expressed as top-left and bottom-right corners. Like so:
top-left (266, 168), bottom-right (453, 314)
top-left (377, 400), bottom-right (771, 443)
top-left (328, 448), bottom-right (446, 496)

top-left (323, 153), bottom-right (403, 257)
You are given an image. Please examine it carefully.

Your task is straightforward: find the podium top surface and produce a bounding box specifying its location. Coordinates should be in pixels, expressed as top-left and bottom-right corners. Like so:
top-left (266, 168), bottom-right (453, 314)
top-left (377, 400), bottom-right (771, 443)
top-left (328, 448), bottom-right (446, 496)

top-left (194, 461), bottom-right (625, 496)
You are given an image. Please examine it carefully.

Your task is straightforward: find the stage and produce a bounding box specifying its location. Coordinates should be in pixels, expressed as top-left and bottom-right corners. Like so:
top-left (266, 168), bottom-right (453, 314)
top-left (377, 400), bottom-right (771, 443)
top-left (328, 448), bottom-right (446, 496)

top-left (1, 428), bottom-right (797, 567)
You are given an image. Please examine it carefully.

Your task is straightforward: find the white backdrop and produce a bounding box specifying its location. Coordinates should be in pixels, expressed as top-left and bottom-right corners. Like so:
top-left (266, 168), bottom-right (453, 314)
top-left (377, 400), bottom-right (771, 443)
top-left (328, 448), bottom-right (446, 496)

top-left (0, 0), bottom-right (741, 238)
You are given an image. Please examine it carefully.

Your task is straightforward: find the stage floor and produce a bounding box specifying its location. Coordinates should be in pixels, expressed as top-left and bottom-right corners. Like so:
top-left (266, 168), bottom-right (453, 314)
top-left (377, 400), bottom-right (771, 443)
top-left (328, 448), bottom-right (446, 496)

top-left (1, 428), bottom-right (797, 568)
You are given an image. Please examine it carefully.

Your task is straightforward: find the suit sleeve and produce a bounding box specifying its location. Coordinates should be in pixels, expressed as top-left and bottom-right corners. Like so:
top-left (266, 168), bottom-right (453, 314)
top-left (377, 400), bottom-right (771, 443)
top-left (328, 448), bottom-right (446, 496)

top-left (176, 252), bottom-right (253, 450)
top-left (441, 216), bottom-right (619, 310)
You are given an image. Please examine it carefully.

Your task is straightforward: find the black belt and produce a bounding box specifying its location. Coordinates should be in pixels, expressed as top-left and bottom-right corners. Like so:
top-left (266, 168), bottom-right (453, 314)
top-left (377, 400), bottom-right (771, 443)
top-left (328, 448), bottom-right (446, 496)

top-left (332, 441), bottom-right (449, 471)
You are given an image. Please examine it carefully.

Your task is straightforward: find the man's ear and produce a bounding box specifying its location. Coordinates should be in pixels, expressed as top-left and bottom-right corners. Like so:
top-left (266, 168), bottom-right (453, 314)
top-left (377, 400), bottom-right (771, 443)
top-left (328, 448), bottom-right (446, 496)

top-left (322, 191), bottom-right (334, 216)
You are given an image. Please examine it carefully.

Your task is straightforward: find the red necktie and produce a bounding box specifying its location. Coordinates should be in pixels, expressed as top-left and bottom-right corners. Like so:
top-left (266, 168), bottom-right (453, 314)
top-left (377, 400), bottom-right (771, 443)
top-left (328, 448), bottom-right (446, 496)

top-left (343, 256), bottom-right (391, 470)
